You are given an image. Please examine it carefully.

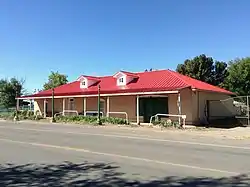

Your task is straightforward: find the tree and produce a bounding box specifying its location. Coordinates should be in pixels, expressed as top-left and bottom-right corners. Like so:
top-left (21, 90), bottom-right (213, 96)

top-left (0, 78), bottom-right (25, 109)
top-left (43, 71), bottom-right (68, 90)
top-left (224, 57), bottom-right (250, 96)
top-left (176, 54), bottom-right (228, 87)
top-left (213, 61), bottom-right (229, 87)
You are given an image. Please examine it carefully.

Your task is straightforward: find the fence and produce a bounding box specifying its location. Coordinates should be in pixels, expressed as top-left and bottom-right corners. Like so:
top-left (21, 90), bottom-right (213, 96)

top-left (207, 96), bottom-right (250, 126)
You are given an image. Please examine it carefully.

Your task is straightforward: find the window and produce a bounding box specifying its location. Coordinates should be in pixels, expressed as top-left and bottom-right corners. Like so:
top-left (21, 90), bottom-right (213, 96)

top-left (81, 81), bottom-right (85, 86)
top-left (68, 98), bottom-right (75, 110)
top-left (100, 100), bottom-right (105, 113)
top-left (119, 77), bottom-right (124, 83)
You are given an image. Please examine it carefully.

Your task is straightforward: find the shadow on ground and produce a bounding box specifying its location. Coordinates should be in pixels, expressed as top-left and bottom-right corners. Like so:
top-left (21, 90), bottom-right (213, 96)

top-left (0, 161), bottom-right (249, 186)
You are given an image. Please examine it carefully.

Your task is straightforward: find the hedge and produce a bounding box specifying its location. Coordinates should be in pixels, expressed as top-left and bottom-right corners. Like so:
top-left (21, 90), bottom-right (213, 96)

top-left (55, 115), bottom-right (128, 125)
top-left (0, 110), bottom-right (128, 125)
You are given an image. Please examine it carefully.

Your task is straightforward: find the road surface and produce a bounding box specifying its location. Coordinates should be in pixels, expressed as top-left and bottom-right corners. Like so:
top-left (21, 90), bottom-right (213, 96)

top-left (0, 121), bottom-right (249, 186)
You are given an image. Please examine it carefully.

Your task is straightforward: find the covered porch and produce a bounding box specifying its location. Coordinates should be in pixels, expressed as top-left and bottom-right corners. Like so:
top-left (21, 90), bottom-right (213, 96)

top-left (18, 89), bottom-right (192, 126)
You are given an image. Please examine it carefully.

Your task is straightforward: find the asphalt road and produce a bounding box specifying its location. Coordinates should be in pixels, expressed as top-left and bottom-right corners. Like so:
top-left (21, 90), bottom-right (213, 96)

top-left (0, 121), bottom-right (249, 186)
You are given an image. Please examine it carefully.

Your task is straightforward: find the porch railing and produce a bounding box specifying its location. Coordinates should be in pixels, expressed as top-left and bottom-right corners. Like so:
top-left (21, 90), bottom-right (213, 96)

top-left (150, 113), bottom-right (186, 128)
top-left (85, 111), bottom-right (103, 116)
top-left (54, 110), bottom-right (79, 118)
top-left (107, 111), bottom-right (128, 124)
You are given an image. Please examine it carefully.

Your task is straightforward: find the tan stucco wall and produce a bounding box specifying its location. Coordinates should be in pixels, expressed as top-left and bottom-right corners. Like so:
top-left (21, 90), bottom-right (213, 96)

top-left (86, 97), bottom-right (98, 112)
top-left (43, 99), bottom-right (63, 113)
top-left (168, 88), bottom-right (193, 124)
top-left (109, 95), bottom-right (138, 121)
top-left (197, 91), bottom-right (236, 122)
top-left (167, 89), bottom-right (235, 124)
top-left (191, 91), bottom-right (199, 123)
top-left (33, 99), bottom-right (43, 115)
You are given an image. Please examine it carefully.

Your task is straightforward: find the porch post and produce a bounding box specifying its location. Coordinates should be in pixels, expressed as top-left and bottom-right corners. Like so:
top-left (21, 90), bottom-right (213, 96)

top-left (62, 98), bottom-right (66, 115)
top-left (106, 96), bottom-right (110, 117)
top-left (136, 95), bottom-right (140, 125)
top-left (43, 99), bottom-right (47, 118)
top-left (177, 92), bottom-right (181, 126)
top-left (83, 97), bottom-right (87, 116)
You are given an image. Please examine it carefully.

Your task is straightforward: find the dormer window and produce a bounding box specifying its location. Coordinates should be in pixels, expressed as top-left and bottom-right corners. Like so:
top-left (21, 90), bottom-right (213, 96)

top-left (78, 75), bottom-right (100, 89)
top-left (116, 75), bottom-right (126, 86)
top-left (80, 79), bottom-right (88, 89)
top-left (113, 71), bottom-right (139, 86)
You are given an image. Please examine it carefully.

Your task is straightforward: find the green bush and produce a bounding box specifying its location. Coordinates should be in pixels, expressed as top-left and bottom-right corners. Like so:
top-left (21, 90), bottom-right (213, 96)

top-left (0, 110), bottom-right (43, 121)
top-left (55, 115), bottom-right (128, 125)
top-left (152, 118), bottom-right (180, 128)
top-left (1, 110), bottom-right (128, 125)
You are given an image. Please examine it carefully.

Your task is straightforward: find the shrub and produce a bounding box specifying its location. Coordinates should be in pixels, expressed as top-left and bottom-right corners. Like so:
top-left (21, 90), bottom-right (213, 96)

top-left (13, 110), bottom-right (43, 121)
top-left (102, 117), bottom-right (128, 125)
top-left (55, 115), bottom-right (128, 125)
top-left (152, 118), bottom-right (180, 128)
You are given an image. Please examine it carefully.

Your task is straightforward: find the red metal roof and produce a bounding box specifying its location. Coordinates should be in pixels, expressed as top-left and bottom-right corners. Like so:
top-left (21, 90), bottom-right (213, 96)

top-left (21, 69), bottom-right (234, 98)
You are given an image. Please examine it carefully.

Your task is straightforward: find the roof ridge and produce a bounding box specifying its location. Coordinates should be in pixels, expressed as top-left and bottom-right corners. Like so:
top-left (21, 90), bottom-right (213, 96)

top-left (120, 70), bottom-right (137, 74)
top-left (136, 69), bottom-right (166, 74)
top-left (167, 69), bottom-right (192, 88)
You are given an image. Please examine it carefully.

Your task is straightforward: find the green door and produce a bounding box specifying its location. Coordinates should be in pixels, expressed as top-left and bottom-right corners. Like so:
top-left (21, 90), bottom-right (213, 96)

top-left (141, 97), bottom-right (168, 123)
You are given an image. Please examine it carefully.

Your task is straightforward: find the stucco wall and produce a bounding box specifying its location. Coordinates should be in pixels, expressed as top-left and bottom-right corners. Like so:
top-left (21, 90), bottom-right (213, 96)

top-left (85, 97), bottom-right (98, 112)
top-left (168, 88), bottom-right (193, 124)
top-left (197, 91), bottom-right (235, 123)
top-left (43, 99), bottom-right (63, 113)
top-left (33, 99), bottom-right (43, 115)
top-left (109, 95), bottom-right (138, 121)
top-left (191, 91), bottom-right (199, 124)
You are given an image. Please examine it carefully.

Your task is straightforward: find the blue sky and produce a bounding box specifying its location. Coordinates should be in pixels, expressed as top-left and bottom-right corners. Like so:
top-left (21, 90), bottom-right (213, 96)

top-left (0, 0), bottom-right (249, 93)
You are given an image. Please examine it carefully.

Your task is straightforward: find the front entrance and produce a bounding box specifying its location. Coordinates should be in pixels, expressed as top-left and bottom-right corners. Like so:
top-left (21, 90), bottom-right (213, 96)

top-left (139, 97), bottom-right (168, 123)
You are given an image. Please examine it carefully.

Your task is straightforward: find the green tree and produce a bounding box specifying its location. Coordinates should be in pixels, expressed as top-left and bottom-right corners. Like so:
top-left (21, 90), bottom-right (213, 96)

top-left (176, 54), bottom-right (228, 87)
top-left (43, 71), bottom-right (68, 90)
top-left (213, 61), bottom-right (229, 87)
top-left (0, 78), bottom-right (25, 109)
top-left (224, 57), bottom-right (250, 95)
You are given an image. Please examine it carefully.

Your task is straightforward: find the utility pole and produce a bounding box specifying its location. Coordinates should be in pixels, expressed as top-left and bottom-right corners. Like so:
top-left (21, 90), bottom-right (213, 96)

top-left (97, 84), bottom-right (102, 125)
